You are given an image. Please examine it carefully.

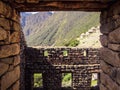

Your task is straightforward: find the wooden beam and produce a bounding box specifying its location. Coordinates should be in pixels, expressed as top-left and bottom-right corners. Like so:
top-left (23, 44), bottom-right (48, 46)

top-left (10, 1), bottom-right (109, 11)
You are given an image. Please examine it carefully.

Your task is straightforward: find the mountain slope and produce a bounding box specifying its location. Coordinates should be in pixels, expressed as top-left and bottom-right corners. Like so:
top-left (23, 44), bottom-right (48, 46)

top-left (22, 11), bottom-right (100, 46)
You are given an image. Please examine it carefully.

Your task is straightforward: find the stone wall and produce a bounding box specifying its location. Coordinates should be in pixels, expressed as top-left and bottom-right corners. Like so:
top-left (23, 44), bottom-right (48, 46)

top-left (0, 1), bottom-right (21, 90)
top-left (25, 47), bottom-right (100, 90)
top-left (100, 1), bottom-right (120, 90)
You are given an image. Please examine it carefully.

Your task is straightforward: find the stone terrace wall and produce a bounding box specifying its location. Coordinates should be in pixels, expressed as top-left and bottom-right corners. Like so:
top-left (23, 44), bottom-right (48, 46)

top-left (100, 1), bottom-right (120, 90)
top-left (0, 1), bottom-right (21, 90)
top-left (25, 47), bottom-right (100, 90)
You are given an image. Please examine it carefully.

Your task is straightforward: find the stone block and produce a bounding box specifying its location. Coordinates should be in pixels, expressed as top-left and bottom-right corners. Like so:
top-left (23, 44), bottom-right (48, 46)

top-left (8, 65), bottom-right (14, 71)
top-left (109, 27), bottom-right (120, 44)
top-left (0, 1), bottom-right (13, 19)
top-left (116, 68), bottom-right (120, 85)
top-left (100, 21), bottom-right (115, 34)
top-left (0, 1), bottom-right (4, 15)
top-left (113, 14), bottom-right (120, 28)
top-left (108, 44), bottom-right (120, 51)
top-left (100, 35), bottom-right (108, 47)
top-left (10, 31), bottom-right (20, 43)
top-left (112, 1), bottom-right (120, 15)
top-left (99, 83), bottom-right (108, 90)
top-left (1, 66), bottom-right (20, 90)
top-left (0, 17), bottom-right (10, 30)
top-left (0, 27), bottom-right (7, 40)
top-left (0, 44), bottom-right (20, 58)
top-left (1, 57), bottom-right (14, 64)
top-left (14, 55), bottom-right (20, 66)
top-left (3, 4), bottom-right (11, 17)
top-left (15, 0), bottom-right (25, 3)
top-left (12, 81), bottom-right (19, 90)
top-left (27, 0), bottom-right (39, 3)
top-left (100, 47), bottom-right (120, 67)
top-left (101, 72), bottom-right (119, 90)
top-left (0, 62), bottom-right (9, 77)
top-left (101, 60), bottom-right (117, 80)
top-left (13, 22), bottom-right (21, 31)
top-left (11, 9), bottom-right (20, 22)
top-left (100, 11), bottom-right (108, 23)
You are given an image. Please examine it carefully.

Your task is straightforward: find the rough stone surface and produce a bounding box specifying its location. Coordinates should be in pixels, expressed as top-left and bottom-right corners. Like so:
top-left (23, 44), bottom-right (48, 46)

top-left (100, 84), bottom-right (108, 90)
top-left (10, 31), bottom-right (20, 43)
top-left (101, 60), bottom-right (117, 81)
top-left (13, 22), bottom-right (21, 31)
top-left (14, 55), bottom-right (20, 66)
top-left (0, 44), bottom-right (20, 58)
top-left (100, 35), bottom-right (108, 47)
top-left (0, 17), bottom-right (10, 30)
top-left (113, 15), bottom-right (120, 28)
top-left (1, 57), bottom-right (14, 64)
top-left (100, 1), bottom-right (120, 90)
top-left (100, 47), bottom-right (120, 67)
top-left (108, 44), bottom-right (120, 51)
top-left (109, 27), bottom-right (120, 44)
top-left (101, 72), bottom-right (119, 90)
top-left (100, 22), bottom-right (115, 34)
top-left (11, 9), bottom-right (20, 22)
top-left (0, 27), bottom-right (7, 41)
top-left (116, 68), bottom-right (120, 85)
top-left (12, 81), bottom-right (20, 90)
top-left (0, 1), bottom-right (4, 14)
top-left (1, 66), bottom-right (20, 90)
top-left (8, 65), bottom-right (14, 71)
top-left (0, 62), bottom-right (9, 77)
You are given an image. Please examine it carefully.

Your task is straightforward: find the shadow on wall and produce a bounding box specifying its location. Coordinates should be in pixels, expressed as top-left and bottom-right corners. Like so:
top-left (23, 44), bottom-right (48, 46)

top-left (24, 47), bottom-right (100, 90)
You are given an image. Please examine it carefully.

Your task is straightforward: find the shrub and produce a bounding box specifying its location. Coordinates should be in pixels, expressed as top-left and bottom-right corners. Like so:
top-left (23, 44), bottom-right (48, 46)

top-left (64, 39), bottom-right (79, 47)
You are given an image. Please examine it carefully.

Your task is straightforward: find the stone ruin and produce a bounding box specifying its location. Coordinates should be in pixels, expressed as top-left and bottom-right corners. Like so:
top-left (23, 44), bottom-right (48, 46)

top-left (24, 47), bottom-right (100, 90)
top-left (0, 0), bottom-right (120, 90)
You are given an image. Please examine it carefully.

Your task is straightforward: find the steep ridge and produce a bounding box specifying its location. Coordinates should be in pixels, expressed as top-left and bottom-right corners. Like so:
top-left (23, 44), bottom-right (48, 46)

top-left (22, 12), bottom-right (100, 46)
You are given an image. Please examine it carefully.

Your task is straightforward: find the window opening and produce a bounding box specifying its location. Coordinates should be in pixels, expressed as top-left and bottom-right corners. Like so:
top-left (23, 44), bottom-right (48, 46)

top-left (44, 50), bottom-right (49, 56)
top-left (63, 50), bottom-right (68, 56)
top-left (62, 73), bottom-right (72, 88)
top-left (91, 73), bottom-right (98, 87)
top-left (34, 73), bottom-right (43, 88)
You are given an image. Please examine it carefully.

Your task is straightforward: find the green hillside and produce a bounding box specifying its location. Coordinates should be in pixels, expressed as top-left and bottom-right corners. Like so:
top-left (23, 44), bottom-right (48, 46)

top-left (23, 11), bottom-right (100, 46)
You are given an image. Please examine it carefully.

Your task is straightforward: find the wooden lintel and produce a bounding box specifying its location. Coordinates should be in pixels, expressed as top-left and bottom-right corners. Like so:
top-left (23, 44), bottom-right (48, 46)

top-left (10, 1), bottom-right (109, 11)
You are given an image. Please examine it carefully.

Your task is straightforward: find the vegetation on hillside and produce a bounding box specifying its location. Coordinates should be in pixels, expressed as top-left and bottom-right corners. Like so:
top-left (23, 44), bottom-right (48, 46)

top-left (22, 12), bottom-right (100, 46)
